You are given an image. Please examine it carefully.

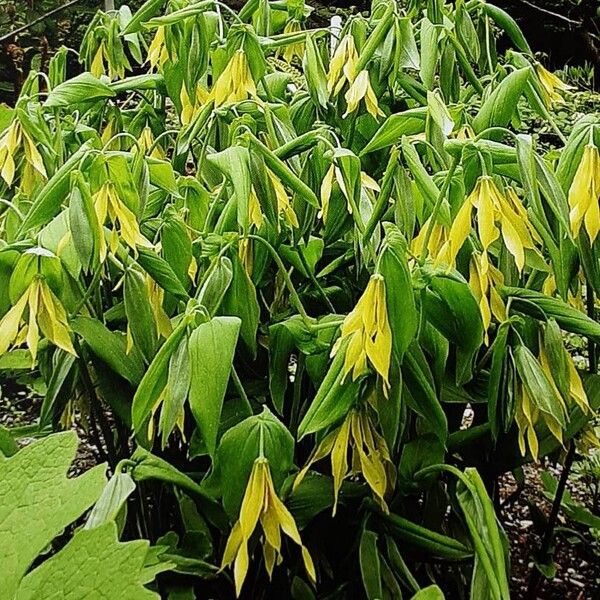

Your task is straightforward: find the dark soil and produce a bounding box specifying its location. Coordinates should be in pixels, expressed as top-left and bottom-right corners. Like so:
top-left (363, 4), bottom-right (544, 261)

top-left (500, 464), bottom-right (600, 599)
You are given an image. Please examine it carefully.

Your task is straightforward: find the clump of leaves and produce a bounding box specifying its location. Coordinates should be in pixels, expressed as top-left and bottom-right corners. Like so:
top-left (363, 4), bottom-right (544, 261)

top-left (1, 0), bottom-right (600, 598)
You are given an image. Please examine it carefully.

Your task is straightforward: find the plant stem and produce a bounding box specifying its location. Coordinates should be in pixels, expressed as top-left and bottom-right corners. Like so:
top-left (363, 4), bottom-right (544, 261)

top-left (525, 441), bottom-right (576, 599)
top-left (587, 282), bottom-right (597, 374)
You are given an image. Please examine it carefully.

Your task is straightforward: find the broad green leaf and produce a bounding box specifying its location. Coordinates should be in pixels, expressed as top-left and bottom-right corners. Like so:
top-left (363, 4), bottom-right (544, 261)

top-left (0, 432), bottom-right (106, 599)
top-left (71, 316), bottom-right (145, 385)
top-left (188, 316), bottom-right (241, 456)
top-left (16, 522), bottom-right (159, 600)
top-left (361, 108), bottom-right (427, 155)
top-left (360, 529), bottom-right (383, 600)
top-left (45, 72), bottom-right (116, 107)
top-left (472, 68), bottom-right (530, 134)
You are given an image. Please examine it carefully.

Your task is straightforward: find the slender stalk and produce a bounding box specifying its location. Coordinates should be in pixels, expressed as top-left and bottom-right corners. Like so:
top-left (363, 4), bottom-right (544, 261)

top-left (248, 234), bottom-right (311, 325)
top-left (525, 441), bottom-right (576, 598)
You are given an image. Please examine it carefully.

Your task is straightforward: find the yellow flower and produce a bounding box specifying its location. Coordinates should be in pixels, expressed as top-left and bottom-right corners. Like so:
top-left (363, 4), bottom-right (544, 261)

top-left (90, 43), bottom-right (106, 78)
top-left (327, 34), bottom-right (358, 96)
top-left (0, 120), bottom-right (46, 187)
top-left (0, 276), bottom-right (76, 362)
top-left (515, 340), bottom-right (586, 461)
top-left (468, 252), bottom-right (506, 343)
top-left (222, 458), bottom-right (315, 597)
top-left (410, 215), bottom-right (452, 266)
top-left (535, 63), bottom-right (570, 107)
top-left (449, 178), bottom-right (538, 271)
top-left (248, 188), bottom-right (264, 229)
top-left (146, 275), bottom-right (172, 339)
top-left (93, 182), bottom-right (152, 261)
top-left (180, 83), bottom-right (210, 126)
top-left (568, 144), bottom-right (600, 243)
top-left (138, 126), bottom-right (164, 159)
top-left (147, 26), bottom-right (170, 69)
top-left (267, 170), bottom-right (299, 228)
top-left (320, 165), bottom-right (380, 222)
top-left (344, 70), bottom-right (384, 119)
top-left (212, 50), bottom-right (257, 107)
top-left (278, 20), bottom-right (304, 63)
top-left (294, 406), bottom-right (395, 514)
top-left (331, 274), bottom-right (392, 393)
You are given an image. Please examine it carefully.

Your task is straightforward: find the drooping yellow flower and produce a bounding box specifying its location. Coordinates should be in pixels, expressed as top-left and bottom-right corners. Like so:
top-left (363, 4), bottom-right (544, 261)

top-left (211, 50), bottom-right (257, 107)
top-left (90, 41), bottom-right (125, 80)
top-left (0, 120), bottom-right (46, 187)
top-left (93, 182), bottom-right (152, 261)
top-left (147, 26), bottom-right (170, 69)
top-left (535, 63), bottom-right (570, 107)
top-left (179, 83), bottom-right (210, 126)
top-left (449, 178), bottom-right (538, 271)
top-left (294, 406), bottom-right (395, 514)
top-left (248, 188), bottom-right (264, 229)
top-left (327, 34), bottom-right (358, 96)
top-left (138, 126), bottom-right (164, 159)
top-left (568, 144), bottom-right (600, 243)
top-left (222, 458), bottom-right (315, 597)
top-left (0, 276), bottom-right (76, 362)
top-left (320, 165), bottom-right (380, 222)
top-left (454, 124), bottom-right (475, 140)
top-left (468, 252), bottom-right (506, 343)
top-left (331, 274), bottom-right (392, 393)
top-left (410, 215), bottom-right (453, 266)
top-left (146, 275), bottom-right (172, 339)
top-left (278, 20), bottom-right (305, 63)
top-left (267, 170), bottom-right (299, 228)
top-left (344, 70), bottom-right (384, 119)
top-left (514, 342), bottom-right (582, 461)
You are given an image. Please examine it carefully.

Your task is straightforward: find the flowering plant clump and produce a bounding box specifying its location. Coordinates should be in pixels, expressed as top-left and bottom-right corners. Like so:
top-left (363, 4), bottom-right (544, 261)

top-left (1, 0), bottom-right (599, 598)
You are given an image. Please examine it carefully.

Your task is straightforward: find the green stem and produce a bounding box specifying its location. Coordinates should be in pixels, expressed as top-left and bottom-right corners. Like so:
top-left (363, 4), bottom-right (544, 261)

top-left (248, 234), bottom-right (311, 325)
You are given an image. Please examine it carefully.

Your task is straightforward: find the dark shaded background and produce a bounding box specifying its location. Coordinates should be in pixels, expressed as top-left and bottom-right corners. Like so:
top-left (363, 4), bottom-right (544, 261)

top-left (0, 0), bottom-right (599, 103)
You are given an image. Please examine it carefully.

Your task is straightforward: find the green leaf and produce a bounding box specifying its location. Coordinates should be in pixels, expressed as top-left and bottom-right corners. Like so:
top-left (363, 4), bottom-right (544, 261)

top-left (132, 318), bottom-right (189, 444)
top-left (71, 316), bottom-right (145, 385)
top-left (303, 34), bottom-right (327, 109)
top-left (188, 316), bottom-right (241, 456)
top-left (422, 272), bottom-right (484, 384)
top-left (137, 247), bottom-right (190, 300)
top-left (0, 432), bottom-right (106, 599)
top-left (16, 522), bottom-right (159, 600)
top-left (501, 286), bottom-right (600, 342)
top-left (297, 340), bottom-right (361, 438)
top-left (410, 585), bottom-right (445, 599)
top-left (45, 72), bottom-right (116, 107)
top-left (360, 108), bottom-right (427, 155)
top-left (360, 529), bottom-right (383, 600)
top-left (207, 147), bottom-right (251, 231)
top-left (221, 253), bottom-right (259, 356)
top-left (455, 468), bottom-right (510, 600)
top-left (85, 471), bottom-right (136, 530)
top-left (472, 68), bottom-right (530, 134)
top-left (125, 267), bottom-right (158, 363)
top-left (482, 4), bottom-right (532, 54)
top-left (131, 446), bottom-right (225, 527)
top-left (379, 223), bottom-right (418, 364)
